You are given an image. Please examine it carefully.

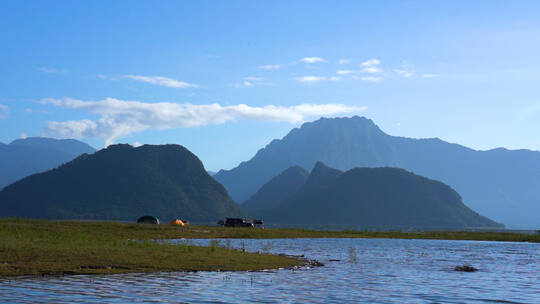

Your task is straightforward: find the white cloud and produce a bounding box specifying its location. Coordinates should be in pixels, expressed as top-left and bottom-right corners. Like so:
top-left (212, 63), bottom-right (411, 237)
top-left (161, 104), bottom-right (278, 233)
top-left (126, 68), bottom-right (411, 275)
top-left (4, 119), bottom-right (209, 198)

top-left (294, 76), bottom-right (327, 83)
top-left (294, 75), bottom-right (342, 83)
top-left (362, 66), bottom-right (382, 74)
top-left (42, 98), bottom-right (363, 146)
top-left (329, 76), bottom-right (342, 82)
top-left (338, 59), bottom-right (350, 65)
top-left (47, 119), bottom-right (100, 140)
top-left (395, 64), bottom-right (414, 78)
top-left (336, 70), bottom-right (357, 75)
top-left (259, 64), bottom-right (281, 70)
top-left (133, 141), bottom-right (142, 147)
top-left (360, 59), bottom-right (381, 67)
top-left (20, 133), bottom-right (27, 139)
top-left (395, 70), bottom-right (413, 78)
top-left (38, 67), bottom-right (67, 74)
top-left (300, 57), bottom-right (326, 64)
top-left (124, 75), bottom-right (199, 88)
top-left (235, 77), bottom-right (265, 88)
top-left (353, 76), bottom-right (383, 83)
top-left (422, 73), bottom-right (440, 78)
top-left (25, 108), bottom-right (49, 114)
top-left (244, 76), bottom-right (264, 82)
top-left (0, 104), bottom-right (9, 120)
top-left (96, 74), bottom-right (122, 81)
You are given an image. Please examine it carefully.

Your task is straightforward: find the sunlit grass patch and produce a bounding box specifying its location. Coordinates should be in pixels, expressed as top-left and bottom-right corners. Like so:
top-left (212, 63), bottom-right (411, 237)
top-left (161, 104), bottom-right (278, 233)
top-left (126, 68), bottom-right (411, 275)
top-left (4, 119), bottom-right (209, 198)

top-left (0, 219), bottom-right (302, 278)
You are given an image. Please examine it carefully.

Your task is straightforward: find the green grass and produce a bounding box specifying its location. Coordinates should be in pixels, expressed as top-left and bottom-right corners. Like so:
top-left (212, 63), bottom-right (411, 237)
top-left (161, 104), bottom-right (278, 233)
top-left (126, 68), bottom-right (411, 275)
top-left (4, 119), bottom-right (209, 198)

top-left (0, 219), bottom-right (302, 278)
top-left (1, 218), bottom-right (537, 278)
top-left (176, 226), bottom-right (540, 242)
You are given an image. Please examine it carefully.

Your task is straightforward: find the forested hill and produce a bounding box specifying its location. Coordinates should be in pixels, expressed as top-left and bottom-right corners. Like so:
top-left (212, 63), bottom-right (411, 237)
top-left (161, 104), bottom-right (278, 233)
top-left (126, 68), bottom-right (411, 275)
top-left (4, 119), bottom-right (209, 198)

top-left (246, 163), bottom-right (503, 230)
top-left (242, 165), bottom-right (309, 216)
top-left (0, 144), bottom-right (244, 222)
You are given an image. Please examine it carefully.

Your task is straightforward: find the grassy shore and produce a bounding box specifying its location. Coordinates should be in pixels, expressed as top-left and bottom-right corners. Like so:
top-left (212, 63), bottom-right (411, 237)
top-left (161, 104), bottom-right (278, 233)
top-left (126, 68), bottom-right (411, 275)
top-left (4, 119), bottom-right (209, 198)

top-left (3, 219), bottom-right (537, 242)
top-left (0, 219), bottom-right (303, 278)
top-left (1, 219), bottom-right (538, 278)
top-left (161, 225), bottom-right (540, 243)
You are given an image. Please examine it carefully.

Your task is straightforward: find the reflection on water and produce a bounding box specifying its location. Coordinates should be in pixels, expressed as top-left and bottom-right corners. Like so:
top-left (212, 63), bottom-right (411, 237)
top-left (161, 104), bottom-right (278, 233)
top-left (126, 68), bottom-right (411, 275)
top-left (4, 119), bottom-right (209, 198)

top-left (1, 238), bottom-right (538, 303)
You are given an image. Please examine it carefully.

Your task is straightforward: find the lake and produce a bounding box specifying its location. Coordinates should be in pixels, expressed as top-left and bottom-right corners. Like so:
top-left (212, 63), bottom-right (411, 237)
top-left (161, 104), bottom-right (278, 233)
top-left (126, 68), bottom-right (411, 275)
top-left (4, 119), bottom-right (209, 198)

top-left (1, 238), bottom-right (538, 303)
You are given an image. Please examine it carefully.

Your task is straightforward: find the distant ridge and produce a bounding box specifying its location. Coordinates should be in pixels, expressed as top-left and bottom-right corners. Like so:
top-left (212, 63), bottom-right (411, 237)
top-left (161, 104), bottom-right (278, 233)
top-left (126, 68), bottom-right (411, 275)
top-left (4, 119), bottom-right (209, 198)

top-left (246, 163), bottom-right (503, 230)
top-left (215, 116), bottom-right (540, 228)
top-left (0, 137), bottom-right (96, 190)
top-left (0, 144), bottom-right (244, 221)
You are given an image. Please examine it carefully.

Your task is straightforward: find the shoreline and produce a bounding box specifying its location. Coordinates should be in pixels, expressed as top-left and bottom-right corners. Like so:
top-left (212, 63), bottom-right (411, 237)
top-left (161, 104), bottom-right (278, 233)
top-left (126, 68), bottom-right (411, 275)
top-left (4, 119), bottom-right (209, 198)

top-left (1, 219), bottom-right (538, 278)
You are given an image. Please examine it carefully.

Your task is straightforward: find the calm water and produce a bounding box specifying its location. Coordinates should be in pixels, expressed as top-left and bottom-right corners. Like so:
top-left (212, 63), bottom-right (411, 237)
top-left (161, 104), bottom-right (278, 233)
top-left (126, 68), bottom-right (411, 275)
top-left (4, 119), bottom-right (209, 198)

top-left (1, 238), bottom-right (538, 303)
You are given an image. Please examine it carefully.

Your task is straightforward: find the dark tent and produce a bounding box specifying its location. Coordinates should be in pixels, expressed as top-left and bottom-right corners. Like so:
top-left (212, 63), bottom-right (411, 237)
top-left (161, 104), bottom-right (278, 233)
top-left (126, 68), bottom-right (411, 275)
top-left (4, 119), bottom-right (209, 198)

top-left (137, 215), bottom-right (160, 224)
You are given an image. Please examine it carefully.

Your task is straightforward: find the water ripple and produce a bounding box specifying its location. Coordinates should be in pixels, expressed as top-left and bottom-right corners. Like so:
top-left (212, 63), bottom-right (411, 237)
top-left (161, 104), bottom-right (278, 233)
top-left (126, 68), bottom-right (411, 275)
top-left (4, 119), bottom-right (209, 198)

top-left (1, 238), bottom-right (538, 303)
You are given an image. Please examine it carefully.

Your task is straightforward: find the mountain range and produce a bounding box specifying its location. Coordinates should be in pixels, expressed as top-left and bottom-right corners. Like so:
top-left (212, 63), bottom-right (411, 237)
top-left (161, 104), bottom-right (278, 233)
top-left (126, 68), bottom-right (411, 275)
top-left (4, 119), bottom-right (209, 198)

top-left (0, 137), bottom-right (96, 190)
top-left (244, 162), bottom-right (502, 229)
top-left (0, 144), bottom-right (244, 222)
top-left (215, 116), bottom-right (540, 228)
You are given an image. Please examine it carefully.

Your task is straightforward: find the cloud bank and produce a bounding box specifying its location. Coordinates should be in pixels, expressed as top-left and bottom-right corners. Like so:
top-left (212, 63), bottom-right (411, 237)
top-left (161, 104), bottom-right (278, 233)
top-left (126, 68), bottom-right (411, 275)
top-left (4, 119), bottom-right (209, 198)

top-left (42, 98), bottom-right (364, 146)
top-left (124, 75), bottom-right (199, 88)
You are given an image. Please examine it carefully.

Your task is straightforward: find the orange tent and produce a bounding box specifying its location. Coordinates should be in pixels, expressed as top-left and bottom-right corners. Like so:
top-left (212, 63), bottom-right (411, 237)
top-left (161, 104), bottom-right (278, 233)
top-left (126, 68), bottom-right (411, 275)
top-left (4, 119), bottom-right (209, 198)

top-left (169, 219), bottom-right (185, 226)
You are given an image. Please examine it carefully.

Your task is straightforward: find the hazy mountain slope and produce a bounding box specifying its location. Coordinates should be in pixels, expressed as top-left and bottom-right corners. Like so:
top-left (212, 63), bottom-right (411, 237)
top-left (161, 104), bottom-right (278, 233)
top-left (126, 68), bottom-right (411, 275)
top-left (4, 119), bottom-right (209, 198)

top-left (0, 144), bottom-right (244, 222)
top-left (0, 137), bottom-right (96, 189)
top-left (261, 165), bottom-right (503, 229)
top-left (242, 166), bottom-right (308, 216)
top-left (389, 138), bottom-right (540, 228)
top-left (215, 117), bottom-right (392, 204)
top-left (9, 137), bottom-right (95, 154)
top-left (215, 116), bottom-right (540, 228)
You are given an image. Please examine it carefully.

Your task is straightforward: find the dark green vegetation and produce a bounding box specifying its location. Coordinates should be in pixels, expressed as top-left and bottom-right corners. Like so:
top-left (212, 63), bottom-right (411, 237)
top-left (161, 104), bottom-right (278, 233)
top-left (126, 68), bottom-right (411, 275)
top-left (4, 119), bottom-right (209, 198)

top-left (0, 144), bottom-right (244, 222)
top-left (0, 219), bottom-right (303, 277)
top-left (243, 166), bottom-right (308, 216)
top-left (0, 137), bottom-right (96, 190)
top-left (215, 116), bottom-right (540, 228)
top-left (245, 162), bottom-right (503, 229)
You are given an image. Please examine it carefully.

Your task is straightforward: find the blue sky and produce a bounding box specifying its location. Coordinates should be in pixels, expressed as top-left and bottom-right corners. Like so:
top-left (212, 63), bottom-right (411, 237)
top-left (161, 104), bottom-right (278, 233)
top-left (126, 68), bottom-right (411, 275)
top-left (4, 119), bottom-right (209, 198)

top-left (1, 1), bottom-right (540, 171)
